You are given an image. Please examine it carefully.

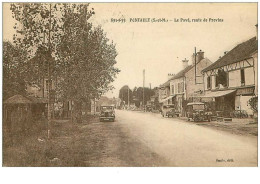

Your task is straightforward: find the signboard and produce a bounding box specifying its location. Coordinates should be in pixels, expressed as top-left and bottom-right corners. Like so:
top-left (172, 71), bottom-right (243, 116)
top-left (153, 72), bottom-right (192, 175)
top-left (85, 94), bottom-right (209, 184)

top-left (236, 87), bottom-right (254, 95)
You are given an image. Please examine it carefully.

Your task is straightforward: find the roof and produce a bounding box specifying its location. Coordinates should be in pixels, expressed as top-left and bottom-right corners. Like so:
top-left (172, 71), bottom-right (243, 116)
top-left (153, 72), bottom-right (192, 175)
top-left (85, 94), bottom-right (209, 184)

top-left (100, 104), bottom-right (114, 107)
top-left (202, 37), bottom-right (257, 72)
top-left (4, 95), bottom-right (32, 104)
top-left (159, 95), bottom-right (176, 103)
top-left (187, 102), bottom-right (205, 106)
top-left (160, 65), bottom-right (193, 87)
top-left (160, 80), bottom-right (171, 87)
top-left (198, 89), bottom-right (236, 98)
top-left (27, 96), bottom-right (48, 104)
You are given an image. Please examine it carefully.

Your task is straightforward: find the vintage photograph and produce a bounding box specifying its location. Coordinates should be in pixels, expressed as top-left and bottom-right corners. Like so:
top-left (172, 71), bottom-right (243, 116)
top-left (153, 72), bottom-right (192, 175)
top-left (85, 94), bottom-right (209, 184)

top-left (2, 2), bottom-right (258, 167)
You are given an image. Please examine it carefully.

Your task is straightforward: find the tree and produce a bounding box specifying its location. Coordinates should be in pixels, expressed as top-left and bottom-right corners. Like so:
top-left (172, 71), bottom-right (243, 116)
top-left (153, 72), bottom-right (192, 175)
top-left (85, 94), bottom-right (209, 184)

top-left (249, 96), bottom-right (257, 113)
top-left (10, 3), bottom-right (64, 58)
top-left (10, 3), bottom-right (67, 90)
top-left (10, 3), bottom-right (120, 122)
top-left (119, 85), bottom-right (133, 106)
top-left (56, 4), bottom-right (120, 122)
top-left (120, 86), bottom-right (155, 108)
top-left (133, 87), bottom-right (154, 106)
top-left (3, 41), bottom-right (28, 100)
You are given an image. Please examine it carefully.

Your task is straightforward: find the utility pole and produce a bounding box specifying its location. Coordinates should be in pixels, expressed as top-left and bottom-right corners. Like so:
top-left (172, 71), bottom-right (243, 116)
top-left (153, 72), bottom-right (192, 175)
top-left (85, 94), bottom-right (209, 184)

top-left (143, 69), bottom-right (145, 111)
top-left (194, 47), bottom-right (197, 84)
top-left (128, 87), bottom-right (130, 108)
top-left (47, 3), bottom-right (52, 139)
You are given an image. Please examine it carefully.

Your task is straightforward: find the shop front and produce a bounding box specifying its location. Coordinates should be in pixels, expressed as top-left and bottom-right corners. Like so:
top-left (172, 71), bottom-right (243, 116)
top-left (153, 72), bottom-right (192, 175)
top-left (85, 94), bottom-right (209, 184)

top-left (197, 89), bottom-right (236, 117)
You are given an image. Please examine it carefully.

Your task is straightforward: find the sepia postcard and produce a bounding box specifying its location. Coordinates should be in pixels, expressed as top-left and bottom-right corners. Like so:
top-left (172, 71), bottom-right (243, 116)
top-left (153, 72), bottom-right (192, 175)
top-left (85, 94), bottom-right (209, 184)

top-left (2, 2), bottom-right (258, 167)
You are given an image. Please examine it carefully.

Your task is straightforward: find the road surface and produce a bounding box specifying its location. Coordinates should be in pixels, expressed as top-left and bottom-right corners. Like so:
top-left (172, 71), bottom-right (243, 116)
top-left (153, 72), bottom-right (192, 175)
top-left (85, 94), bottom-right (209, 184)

top-left (104, 110), bottom-right (257, 166)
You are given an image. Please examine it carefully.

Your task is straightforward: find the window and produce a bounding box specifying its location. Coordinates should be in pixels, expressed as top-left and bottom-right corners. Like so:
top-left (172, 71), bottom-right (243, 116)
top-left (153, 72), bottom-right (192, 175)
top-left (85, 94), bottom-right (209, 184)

top-left (215, 75), bottom-right (219, 88)
top-left (171, 85), bottom-right (175, 94)
top-left (217, 69), bottom-right (228, 87)
top-left (178, 82), bottom-right (184, 93)
top-left (207, 76), bottom-right (211, 89)
top-left (241, 69), bottom-right (245, 86)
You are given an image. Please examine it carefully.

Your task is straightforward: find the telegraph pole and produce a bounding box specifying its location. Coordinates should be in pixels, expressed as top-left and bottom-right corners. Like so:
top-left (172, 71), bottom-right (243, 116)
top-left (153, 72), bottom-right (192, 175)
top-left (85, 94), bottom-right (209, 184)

top-left (47, 3), bottom-right (52, 139)
top-left (143, 69), bottom-right (145, 111)
top-left (194, 47), bottom-right (197, 84)
top-left (128, 87), bottom-right (130, 108)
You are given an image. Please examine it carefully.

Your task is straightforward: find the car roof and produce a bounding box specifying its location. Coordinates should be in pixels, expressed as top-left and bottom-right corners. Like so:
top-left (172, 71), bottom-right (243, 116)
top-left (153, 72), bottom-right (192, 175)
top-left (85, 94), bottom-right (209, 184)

top-left (163, 105), bottom-right (175, 107)
top-left (187, 102), bottom-right (205, 106)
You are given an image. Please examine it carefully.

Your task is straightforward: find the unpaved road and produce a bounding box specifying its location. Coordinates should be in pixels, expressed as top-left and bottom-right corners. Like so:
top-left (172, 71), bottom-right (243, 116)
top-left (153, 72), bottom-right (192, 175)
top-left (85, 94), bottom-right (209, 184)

top-left (7, 109), bottom-right (255, 166)
top-left (97, 110), bottom-right (257, 166)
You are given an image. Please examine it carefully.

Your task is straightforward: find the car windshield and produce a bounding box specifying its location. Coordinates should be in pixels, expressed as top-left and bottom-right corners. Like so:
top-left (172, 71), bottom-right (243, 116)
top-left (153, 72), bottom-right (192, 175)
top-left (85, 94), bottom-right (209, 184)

top-left (193, 104), bottom-right (205, 110)
top-left (101, 106), bottom-right (113, 110)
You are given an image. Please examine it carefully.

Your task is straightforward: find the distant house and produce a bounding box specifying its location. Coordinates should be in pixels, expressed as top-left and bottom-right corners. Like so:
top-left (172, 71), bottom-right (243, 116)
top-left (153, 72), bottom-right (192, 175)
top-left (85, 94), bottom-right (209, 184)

top-left (201, 36), bottom-right (257, 116)
top-left (158, 75), bottom-right (172, 105)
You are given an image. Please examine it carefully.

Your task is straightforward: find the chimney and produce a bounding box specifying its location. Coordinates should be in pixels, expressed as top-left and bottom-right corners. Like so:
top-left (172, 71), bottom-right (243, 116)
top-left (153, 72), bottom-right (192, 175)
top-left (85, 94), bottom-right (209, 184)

top-left (256, 24), bottom-right (258, 40)
top-left (182, 58), bottom-right (189, 69)
top-left (192, 49), bottom-right (204, 65)
top-left (224, 51), bottom-right (229, 55)
top-left (197, 50), bottom-right (204, 63)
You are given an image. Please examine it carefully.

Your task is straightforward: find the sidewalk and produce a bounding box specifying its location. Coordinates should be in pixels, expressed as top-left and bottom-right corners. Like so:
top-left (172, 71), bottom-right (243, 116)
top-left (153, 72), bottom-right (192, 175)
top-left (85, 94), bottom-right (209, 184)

top-left (132, 110), bottom-right (258, 137)
top-left (179, 116), bottom-right (257, 137)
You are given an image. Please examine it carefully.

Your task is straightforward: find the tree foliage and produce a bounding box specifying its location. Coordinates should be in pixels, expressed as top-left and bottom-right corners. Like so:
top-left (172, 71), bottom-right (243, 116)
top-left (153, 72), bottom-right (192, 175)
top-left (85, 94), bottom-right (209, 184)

top-left (119, 85), bottom-right (133, 105)
top-left (3, 41), bottom-right (28, 100)
top-left (132, 87), bottom-right (155, 106)
top-left (249, 96), bottom-right (258, 113)
top-left (10, 3), bottom-right (120, 104)
top-left (10, 3), bottom-right (64, 58)
top-left (119, 86), bottom-right (155, 107)
top-left (56, 4), bottom-right (120, 102)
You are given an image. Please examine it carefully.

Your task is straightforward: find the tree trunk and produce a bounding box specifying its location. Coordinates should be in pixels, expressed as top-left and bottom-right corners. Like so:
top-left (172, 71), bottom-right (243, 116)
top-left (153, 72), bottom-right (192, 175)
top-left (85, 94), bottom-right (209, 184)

top-left (73, 101), bottom-right (83, 123)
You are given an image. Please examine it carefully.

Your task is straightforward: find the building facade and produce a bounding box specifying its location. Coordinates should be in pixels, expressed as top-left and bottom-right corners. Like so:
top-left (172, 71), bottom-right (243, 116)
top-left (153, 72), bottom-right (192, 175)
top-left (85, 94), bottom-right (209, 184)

top-left (168, 51), bottom-right (212, 116)
top-left (201, 36), bottom-right (257, 116)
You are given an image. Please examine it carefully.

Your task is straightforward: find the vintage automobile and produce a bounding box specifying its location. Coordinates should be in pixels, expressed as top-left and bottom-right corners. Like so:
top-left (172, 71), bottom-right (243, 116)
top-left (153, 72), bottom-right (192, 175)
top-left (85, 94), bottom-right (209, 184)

top-left (99, 105), bottom-right (115, 122)
top-left (186, 102), bottom-right (212, 122)
top-left (165, 108), bottom-right (177, 117)
top-left (145, 105), bottom-right (152, 112)
top-left (161, 104), bottom-right (176, 117)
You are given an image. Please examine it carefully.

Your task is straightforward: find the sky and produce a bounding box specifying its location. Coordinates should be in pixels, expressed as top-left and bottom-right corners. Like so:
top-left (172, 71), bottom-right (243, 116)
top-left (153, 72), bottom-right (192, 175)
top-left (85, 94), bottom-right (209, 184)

top-left (3, 3), bottom-right (258, 98)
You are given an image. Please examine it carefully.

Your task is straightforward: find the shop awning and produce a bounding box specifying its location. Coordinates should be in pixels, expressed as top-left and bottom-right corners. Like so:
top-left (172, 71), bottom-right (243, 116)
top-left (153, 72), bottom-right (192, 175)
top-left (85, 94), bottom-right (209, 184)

top-left (159, 95), bottom-right (176, 103)
top-left (199, 89), bottom-right (236, 98)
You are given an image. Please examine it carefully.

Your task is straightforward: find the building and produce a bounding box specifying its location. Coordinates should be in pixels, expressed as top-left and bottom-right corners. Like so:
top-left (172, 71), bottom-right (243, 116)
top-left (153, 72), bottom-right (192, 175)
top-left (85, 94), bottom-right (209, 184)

top-left (185, 51), bottom-right (212, 100)
top-left (201, 36), bottom-right (258, 116)
top-left (168, 51), bottom-right (212, 116)
top-left (158, 74), bottom-right (173, 105)
top-left (169, 65), bottom-right (192, 116)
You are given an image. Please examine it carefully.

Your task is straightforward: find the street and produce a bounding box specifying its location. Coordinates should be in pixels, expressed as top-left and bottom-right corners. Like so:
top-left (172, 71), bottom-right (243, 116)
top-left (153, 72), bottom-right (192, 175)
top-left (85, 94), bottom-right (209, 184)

top-left (3, 109), bottom-right (258, 167)
top-left (110, 110), bottom-right (257, 166)
top-left (3, 109), bottom-right (257, 167)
